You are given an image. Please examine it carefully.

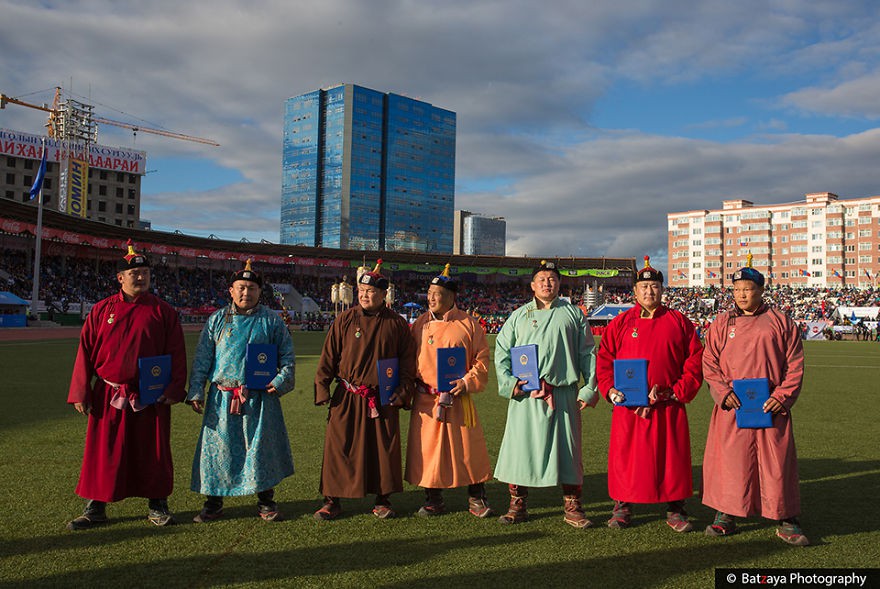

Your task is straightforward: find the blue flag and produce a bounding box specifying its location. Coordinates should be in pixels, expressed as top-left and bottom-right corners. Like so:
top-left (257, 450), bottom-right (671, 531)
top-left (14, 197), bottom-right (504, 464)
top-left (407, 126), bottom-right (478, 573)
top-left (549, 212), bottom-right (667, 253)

top-left (29, 143), bottom-right (48, 200)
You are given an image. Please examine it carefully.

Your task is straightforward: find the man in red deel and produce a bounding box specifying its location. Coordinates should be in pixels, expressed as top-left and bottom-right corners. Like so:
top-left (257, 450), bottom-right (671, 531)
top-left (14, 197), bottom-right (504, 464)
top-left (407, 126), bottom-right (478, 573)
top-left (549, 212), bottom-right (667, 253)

top-left (596, 256), bottom-right (704, 532)
top-left (66, 240), bottom-right (187, 530)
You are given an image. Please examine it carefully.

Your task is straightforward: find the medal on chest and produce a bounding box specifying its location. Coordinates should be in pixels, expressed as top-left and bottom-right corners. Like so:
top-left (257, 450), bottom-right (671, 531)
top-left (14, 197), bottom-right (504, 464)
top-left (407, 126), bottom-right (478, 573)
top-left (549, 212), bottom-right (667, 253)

top-left (631, 326), bottom-right (638, 338)
top-left (107, 313), bottom-right (115, 325)
top-left (531, 319), bottom-right (538, 329)
top-left (355, 327), bottom-right (362, 339)
top-left (427, 332), bottom-right (434, 345)
top-left (728, 327), bottom-right (736, 339)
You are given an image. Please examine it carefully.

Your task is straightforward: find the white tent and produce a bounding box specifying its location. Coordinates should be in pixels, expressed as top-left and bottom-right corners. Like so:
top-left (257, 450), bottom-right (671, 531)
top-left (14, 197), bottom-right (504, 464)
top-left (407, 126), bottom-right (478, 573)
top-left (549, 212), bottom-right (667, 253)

top-left (831, 306), bottom-right (879, 321)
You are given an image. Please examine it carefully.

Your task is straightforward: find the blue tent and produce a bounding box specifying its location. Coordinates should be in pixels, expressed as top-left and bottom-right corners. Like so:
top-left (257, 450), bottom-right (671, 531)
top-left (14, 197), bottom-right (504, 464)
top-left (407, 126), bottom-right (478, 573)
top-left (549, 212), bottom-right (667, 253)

top-left (0, 291), bottom-right (28, 328)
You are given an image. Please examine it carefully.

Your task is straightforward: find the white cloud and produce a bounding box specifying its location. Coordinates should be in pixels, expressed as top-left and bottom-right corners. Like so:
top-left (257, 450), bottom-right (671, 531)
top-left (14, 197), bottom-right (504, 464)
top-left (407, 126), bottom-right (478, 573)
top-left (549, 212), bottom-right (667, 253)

top-left (782, 71), bottom-right (880, 119)
top-left (3, 0), bottom-right (880, 277)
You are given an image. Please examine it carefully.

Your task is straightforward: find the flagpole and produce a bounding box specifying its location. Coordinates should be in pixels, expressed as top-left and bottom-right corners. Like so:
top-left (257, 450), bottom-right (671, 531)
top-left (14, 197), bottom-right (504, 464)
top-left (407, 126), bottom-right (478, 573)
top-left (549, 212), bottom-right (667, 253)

top-left (30, 139), bottom-right (46, 321)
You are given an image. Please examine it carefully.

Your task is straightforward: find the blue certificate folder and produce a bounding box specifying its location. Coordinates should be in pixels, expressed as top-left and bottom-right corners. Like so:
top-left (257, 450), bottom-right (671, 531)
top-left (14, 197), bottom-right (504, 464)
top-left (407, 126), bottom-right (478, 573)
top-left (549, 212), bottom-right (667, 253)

top-left (377, 358), bottom-right (399, 406)
top-left (613, 359), bottom-right (650, 407)
top-left (734, 378), bottom-right (772, 428)
top-left (245, 344), bottom-right (278, 389)
top-left (437, 347), bottom-right (467, 392)
top-left (510, 344), bottom-right (540, 392)
top-left (138, 355), bottom-right (171, 405)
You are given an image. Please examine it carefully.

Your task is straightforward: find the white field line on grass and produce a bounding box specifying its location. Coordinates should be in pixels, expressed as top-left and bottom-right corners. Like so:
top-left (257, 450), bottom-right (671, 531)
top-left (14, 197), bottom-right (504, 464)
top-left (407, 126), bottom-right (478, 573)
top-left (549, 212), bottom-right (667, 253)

top-left (804, 364), bottom-right (879, 368)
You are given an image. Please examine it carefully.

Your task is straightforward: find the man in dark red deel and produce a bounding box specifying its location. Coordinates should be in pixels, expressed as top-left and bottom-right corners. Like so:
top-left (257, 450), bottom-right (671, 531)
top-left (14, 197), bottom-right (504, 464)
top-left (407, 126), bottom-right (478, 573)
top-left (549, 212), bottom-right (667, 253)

top-left (66, 240), bottom-right (187, 530)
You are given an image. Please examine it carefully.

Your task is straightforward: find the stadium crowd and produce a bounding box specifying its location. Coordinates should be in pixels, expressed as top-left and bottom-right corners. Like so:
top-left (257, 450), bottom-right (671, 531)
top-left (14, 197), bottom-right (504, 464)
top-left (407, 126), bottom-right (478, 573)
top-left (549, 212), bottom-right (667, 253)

top-left (2, 247), bottom-right (878, 335)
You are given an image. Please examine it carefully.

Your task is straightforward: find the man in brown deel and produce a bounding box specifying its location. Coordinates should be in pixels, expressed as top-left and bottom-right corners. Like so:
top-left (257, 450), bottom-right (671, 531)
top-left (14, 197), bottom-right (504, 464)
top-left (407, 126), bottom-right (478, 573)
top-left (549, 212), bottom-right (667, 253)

top-left (313, 260), bottom-right (417, 519)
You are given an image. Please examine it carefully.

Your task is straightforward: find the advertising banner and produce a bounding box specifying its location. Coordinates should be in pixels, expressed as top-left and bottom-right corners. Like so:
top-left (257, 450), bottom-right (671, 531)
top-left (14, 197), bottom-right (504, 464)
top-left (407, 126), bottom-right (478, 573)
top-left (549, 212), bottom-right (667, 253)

top-left (66, 158), bottom-right (88, 218)
top-left (0, 128), bottom-right (146, 174)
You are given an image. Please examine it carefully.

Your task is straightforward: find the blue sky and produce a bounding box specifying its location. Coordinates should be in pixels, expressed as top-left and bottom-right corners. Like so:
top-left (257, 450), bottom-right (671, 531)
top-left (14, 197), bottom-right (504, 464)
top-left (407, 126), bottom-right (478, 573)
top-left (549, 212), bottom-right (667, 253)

top-left (3, 0), bottom-right (880, 274)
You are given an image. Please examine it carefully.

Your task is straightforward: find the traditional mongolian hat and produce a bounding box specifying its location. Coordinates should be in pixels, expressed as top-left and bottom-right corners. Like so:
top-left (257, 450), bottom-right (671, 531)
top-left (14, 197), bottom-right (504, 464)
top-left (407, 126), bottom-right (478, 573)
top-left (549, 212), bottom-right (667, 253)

top-left (116, 239), bottom-right (150, 271)
top-left (430, 263), bottom-right (458, 293)
top-left (732, 253), bottom-right (764, 287)
top-left (635, 255), bottom-right (664, 284)
top-left (359, 259), bottom-right (389, 290)
top-left (532, 259), bottom-right (561, 279)
top-left (230, 258), bottom-right (263, 287)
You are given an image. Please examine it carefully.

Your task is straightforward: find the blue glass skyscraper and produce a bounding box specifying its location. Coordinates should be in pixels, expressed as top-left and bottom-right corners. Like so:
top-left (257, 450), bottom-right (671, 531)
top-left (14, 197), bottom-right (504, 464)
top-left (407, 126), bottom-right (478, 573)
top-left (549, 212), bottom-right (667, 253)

top-left (281, 84), bottom-right (455, 252)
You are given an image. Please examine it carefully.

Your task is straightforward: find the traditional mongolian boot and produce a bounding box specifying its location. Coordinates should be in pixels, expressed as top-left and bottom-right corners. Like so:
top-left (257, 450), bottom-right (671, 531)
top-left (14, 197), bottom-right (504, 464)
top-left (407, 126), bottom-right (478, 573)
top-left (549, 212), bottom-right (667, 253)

top-left (147, 498), bottom-right (175, 527)
top-left (666, 499), bottom-right (694, 533)
top-left (417, 488), bottom-right (446, 517)
top-left (314, 496), bottom-right (342, 521)
top-left (562, 484), bottom-right (592, 529)
top-left (777, 518), bottom-right (810, 546)
top-left (193, 496), bottom-right (224, 523)
top-left (704, 511), bottom-right (736, 536)
top-left (607, 500), bottom-right (632, 529)
top-left (257, 488), bottom-right (283, 521)
top-left (67, 499), bottom-right (108, 531)
top-left (498, 484), bottom-right (528, 524)
top-left (467, 483), bottom-right (493, 518)
top-left (372, 494), bottom-right (396, 519)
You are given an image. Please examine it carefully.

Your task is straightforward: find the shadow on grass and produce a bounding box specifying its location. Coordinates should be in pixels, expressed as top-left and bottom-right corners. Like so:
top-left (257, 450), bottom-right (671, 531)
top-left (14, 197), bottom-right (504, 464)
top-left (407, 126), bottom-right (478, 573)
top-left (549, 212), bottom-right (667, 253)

top-left (381, 539), bottom-right (787, 589)
top-left (796, 457), bottom-right (880, 543)
top-left (0, 534), bottom-right (790, 588)
top-left (683, 457), bottom-right (880, 544)
top-left (0, 529), bottom-right (550, 588)
top-left (0, 498), bottom-right (323, 559)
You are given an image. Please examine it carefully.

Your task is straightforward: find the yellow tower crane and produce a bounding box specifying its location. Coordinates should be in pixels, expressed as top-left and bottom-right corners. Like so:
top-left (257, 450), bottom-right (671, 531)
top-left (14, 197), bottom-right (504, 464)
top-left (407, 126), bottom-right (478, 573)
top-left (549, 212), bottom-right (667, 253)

top-left (0, 87), bottom-right (220, 146)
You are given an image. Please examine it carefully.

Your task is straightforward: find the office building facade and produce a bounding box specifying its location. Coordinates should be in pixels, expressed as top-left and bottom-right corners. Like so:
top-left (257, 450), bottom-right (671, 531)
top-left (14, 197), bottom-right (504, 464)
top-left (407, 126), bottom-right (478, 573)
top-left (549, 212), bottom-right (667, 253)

top-left (668, 192), bottom-right (880, 288)
top-left (453, 210), bottom-right (506, 255)
top-left (281, 84), bottom-right (455, 252)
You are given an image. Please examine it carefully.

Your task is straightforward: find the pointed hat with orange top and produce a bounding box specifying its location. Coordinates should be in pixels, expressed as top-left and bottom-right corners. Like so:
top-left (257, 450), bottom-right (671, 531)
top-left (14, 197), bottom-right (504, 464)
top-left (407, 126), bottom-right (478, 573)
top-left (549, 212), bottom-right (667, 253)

top-left (116, 239), bottom-right (150, 271)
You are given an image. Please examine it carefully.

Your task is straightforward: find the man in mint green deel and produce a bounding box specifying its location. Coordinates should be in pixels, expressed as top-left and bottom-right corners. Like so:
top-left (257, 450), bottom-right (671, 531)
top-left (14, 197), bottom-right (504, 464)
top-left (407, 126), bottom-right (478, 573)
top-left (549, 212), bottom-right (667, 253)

top-left (494, 260), bottom-right (599, 529)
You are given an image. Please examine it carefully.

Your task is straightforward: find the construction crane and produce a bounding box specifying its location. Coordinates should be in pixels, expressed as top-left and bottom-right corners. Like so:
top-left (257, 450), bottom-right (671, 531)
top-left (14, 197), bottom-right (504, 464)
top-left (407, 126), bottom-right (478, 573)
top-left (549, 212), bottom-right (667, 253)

top-left (0, 87), bottom-right (220, 146)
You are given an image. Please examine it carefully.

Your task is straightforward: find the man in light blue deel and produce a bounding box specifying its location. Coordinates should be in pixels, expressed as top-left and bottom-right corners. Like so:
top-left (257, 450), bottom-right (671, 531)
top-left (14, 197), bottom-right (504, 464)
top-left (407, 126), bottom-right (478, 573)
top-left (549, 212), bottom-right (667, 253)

top-left (187, 259), bottom-right (295, 522)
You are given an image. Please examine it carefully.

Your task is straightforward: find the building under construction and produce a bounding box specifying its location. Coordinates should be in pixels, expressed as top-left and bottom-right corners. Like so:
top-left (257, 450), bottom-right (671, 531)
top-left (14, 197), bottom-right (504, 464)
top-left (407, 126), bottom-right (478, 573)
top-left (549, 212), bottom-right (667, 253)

top-left (0, 87), bottom-right (218, 229)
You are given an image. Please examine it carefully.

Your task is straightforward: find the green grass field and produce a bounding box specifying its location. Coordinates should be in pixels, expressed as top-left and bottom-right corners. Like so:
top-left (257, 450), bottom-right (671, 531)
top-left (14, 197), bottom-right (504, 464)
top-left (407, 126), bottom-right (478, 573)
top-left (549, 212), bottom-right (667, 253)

top-left (1, 333), bottom-right (878, 588)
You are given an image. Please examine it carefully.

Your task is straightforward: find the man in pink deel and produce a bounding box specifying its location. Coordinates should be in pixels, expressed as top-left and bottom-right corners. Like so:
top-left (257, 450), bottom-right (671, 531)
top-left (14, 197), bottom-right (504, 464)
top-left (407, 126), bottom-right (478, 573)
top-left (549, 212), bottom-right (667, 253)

top-left (701, 256), bottom-right (809, 546)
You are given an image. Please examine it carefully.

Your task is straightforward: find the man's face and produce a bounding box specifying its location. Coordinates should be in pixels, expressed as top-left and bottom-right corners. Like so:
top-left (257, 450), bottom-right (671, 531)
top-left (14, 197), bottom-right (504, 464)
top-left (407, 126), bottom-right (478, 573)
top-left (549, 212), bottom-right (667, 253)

top-left (229, 280), bottom-right (261, 311)
top-left (733, 281), bottom-right (763, 313)
top-left (530, 270), bottom-right (560, 304)
top-left (634, 280), bottom-right (663, 311)
top-left (358, 284), bottom-right (386, 312)
top-left (117, 267), bottom-right (150, 298)
top-left (427, 284), bottom-right (455, 315)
